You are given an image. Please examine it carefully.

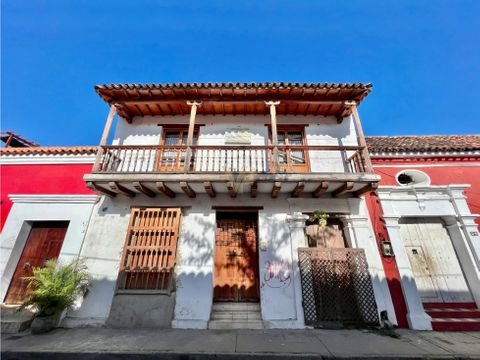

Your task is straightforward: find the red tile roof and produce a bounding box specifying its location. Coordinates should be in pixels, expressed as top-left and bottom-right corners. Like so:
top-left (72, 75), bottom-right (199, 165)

top-left (366, 135), bottom-right (480, 153)
top-left (0, 146), bottom-right (98, 156)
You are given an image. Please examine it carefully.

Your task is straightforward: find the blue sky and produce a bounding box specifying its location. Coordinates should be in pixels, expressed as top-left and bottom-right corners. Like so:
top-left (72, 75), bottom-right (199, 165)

top-left (2, 0), bottom-right (479, 146)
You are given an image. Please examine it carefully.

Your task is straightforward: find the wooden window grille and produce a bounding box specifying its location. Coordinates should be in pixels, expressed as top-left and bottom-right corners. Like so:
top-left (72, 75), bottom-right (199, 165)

top-left (117, 207), bottom-right (181, 291)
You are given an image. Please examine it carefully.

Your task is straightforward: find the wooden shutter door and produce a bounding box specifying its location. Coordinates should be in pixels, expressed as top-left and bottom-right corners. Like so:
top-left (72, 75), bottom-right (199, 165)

top-left (118, 208), bottom-right (181, 290)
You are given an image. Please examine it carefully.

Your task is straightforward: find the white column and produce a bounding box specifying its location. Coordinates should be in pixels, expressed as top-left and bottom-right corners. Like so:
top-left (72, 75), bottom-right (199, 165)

top-left (444, 217), bottom-right (480, 307)
top-left (265, 101), bottom-right (280, 172)
top-left (286, 212), bottom-right (309, 328)
top-left (383, 216), bottom-right (432, 330)
top-left (343, 216), bottom-right (397, 326)
top-left (184, 101), bottom-right (201, 173)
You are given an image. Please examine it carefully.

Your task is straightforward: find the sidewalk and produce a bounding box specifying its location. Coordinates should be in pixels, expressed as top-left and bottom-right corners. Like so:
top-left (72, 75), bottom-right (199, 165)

top-left (2, 327), bottom-right (480, 359)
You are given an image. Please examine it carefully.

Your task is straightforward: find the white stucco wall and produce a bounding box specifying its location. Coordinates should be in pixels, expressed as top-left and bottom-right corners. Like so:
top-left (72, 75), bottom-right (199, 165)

top-left (111, 114), bottom-right (358, 173)
top-left (69, 191), bottom-right (394, 329)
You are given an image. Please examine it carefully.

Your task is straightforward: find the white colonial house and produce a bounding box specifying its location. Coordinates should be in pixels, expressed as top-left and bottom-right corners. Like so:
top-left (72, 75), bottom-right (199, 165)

top-left (67, 82), bottom-right (396, 329)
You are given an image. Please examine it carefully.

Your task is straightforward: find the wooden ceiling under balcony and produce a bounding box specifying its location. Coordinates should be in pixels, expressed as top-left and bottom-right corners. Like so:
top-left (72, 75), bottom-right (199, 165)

top-left (95, 82), bottom-right (372, 122)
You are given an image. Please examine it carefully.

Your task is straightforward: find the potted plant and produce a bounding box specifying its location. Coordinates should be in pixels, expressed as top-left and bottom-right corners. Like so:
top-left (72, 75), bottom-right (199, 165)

top-left (306, 210), bottom-right (345, 248)
top-left (21, 259), bottom-right (89, 334)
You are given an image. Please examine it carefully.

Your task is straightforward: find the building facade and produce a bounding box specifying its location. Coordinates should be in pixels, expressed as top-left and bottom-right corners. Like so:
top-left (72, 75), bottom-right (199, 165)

top-left (68, 82), bottom-right (395, 329)
top-left (366, 136), bottom-right (480, 331)
top-left (3, 84), bottom-right (478, 332)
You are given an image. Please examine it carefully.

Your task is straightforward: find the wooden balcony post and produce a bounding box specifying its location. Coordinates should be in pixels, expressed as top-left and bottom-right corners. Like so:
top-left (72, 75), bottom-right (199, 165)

top-left (94, 105), bottom-right (116, 171)
top-left (345, 101), bottom-right (373, 173)
top-left (266, 101), bottom-right (280, 172)
top-left (185, 101), bottom-right (201, 173)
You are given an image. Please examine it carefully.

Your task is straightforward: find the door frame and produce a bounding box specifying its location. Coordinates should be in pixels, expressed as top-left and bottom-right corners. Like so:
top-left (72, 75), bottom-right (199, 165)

top-left (4, 221), bottom-right (69, 304)
top-left (156, 125), bottom-right (200, 172)
top-left (0, 195), bottom-right (97, 303)
top-left (213, 210), bottom-right (260, 302)
top-left (399, 217), bottom-right (474, 304)
top-left (267, 125), bottom-right (310, 173)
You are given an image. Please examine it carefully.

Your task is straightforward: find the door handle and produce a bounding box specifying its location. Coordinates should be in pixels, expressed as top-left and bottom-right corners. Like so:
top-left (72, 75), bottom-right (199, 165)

top-left (23, 262), bottom-right (31, 270)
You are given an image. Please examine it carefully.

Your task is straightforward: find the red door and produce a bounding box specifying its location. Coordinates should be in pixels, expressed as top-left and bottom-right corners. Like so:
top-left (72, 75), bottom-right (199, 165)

top-left (4, 221), bottom-right (69, 304)
top-left (214, 217), bottom-right (259, 301)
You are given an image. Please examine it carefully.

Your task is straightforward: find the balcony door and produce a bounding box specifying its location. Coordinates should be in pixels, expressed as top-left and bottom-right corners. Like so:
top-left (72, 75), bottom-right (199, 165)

top-left (156, 127), bottom-right (198, 172)
top-left (272, 127), bottom-right (309, 173)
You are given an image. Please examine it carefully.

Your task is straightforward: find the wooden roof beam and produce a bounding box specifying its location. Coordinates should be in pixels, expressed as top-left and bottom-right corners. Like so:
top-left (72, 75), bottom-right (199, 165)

top-left (114, 99), bottom-right (345, 106)
top-left (332, 182), bottom-right (354, 197)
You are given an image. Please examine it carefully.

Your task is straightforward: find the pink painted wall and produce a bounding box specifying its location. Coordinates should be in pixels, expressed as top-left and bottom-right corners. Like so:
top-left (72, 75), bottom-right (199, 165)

top-left (1, 163), bottom-right (95, 230)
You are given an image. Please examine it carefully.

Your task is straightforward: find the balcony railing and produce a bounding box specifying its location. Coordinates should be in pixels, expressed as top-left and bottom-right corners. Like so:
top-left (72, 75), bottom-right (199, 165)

top-left (94, 145), bottom-right (370, 174)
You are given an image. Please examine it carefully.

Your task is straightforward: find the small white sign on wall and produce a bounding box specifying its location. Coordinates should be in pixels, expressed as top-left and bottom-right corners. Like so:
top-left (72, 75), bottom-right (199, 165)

top-left (225, 128), bottom-right (252, 145)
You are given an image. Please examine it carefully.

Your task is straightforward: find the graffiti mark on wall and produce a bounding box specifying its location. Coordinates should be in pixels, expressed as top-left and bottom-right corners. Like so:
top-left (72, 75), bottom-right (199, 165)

top-left (263, 260), bottom-right (291, 288)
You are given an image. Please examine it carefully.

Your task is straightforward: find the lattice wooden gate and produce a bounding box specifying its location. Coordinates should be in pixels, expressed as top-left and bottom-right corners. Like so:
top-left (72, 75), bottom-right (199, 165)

top-left (298, 248), bottom-right (379, 326)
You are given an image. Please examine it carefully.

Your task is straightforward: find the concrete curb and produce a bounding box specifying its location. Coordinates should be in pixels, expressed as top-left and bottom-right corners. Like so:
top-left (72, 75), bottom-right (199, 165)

top-left (3, 352), bottom-right (480, 360)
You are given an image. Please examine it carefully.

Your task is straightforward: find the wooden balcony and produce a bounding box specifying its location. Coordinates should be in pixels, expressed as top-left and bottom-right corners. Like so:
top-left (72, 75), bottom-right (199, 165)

top-left (85, 145), bottom-right (380, 198)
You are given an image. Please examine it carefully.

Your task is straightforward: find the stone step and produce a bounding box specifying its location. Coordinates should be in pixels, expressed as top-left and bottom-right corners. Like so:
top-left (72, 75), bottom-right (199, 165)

top-left (1, 314), bottom-right (34, 334)
top-left (208, 319), bottom-right (264, 330)
top-left (211, 302), bottom-right (260, 312)
top-left (431, 317), bottom-right (480, 331)
top-left (211, 311), bottom-right (262, 321)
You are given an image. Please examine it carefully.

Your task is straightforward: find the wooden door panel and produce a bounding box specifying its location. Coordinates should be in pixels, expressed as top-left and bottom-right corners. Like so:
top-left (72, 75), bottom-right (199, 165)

top-left (214, 218), bottom-right (259, 301)
top-left (4, 222), bottom-right (68, 304)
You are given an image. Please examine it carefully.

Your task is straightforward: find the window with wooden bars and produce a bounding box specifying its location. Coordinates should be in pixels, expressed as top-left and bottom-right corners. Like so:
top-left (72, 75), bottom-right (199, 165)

top-left (117, 207), bottom-right (181, 291)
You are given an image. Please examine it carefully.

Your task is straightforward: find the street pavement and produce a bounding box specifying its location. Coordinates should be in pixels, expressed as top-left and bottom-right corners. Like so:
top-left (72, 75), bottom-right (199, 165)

top-left (2, 327), bottom-right (480, 359)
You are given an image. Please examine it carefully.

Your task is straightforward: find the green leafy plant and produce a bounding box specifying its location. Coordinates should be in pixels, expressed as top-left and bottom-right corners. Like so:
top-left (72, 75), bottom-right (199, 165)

top-left (21, 259), bottom-right (90, 317)
top-left (308, 210), bottom-right (329, 227)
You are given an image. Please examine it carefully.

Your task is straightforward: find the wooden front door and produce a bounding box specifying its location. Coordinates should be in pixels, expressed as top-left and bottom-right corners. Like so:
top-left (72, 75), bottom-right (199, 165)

top-left (400, 217), bottom-right (473, 303)
top-left (214, 217), bottom-right (259, 301)
top-left (4, 221), bottom-right (68, 304)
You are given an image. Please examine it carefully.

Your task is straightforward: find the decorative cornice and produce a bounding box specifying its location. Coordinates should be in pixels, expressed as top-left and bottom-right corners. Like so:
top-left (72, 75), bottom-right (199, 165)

top-left (9, 194), bottom-right (98, 204)
top-left (370, 150), bottom-right (480, 159)
top-left (0, 154), bottom-right (96, 165)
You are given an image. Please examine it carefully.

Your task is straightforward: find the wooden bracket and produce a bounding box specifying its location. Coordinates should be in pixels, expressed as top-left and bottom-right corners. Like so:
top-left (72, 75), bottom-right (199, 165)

top-left (332, 182), bottom-right (354, 197)
top-left (180, 182), bottom-right (196, 198)
top-left (156, 182), bottom-right (175, 198)
top-left (271, 182), bottom-right (281, 198)
top-left (227, 182), bottom-right (237, 198)
top-left (250, 181), bottom-right (257, 198)
top-left (313, 182), bottom-right (329, 198)
top-left (291, 182), bottom-right (305, 198)
top-left (204, 181), bottom-right (216, 198)
top-left (354, 182), bottom-right (378, 197)
top-left (86, 182), bottom-right (116, 198)
top-left (109, 182), bottom-right (135, 198)
top-left (132, 182), bottom-right (155, 197)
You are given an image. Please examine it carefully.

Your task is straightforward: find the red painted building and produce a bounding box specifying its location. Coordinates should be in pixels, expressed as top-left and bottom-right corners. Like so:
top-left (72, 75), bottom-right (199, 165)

top-left (366, 135), bottom-right (480, 331)
top-left (0, 146), bottom-right (98, 307)
top-left (0, 147), bottom-right (97, 229)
